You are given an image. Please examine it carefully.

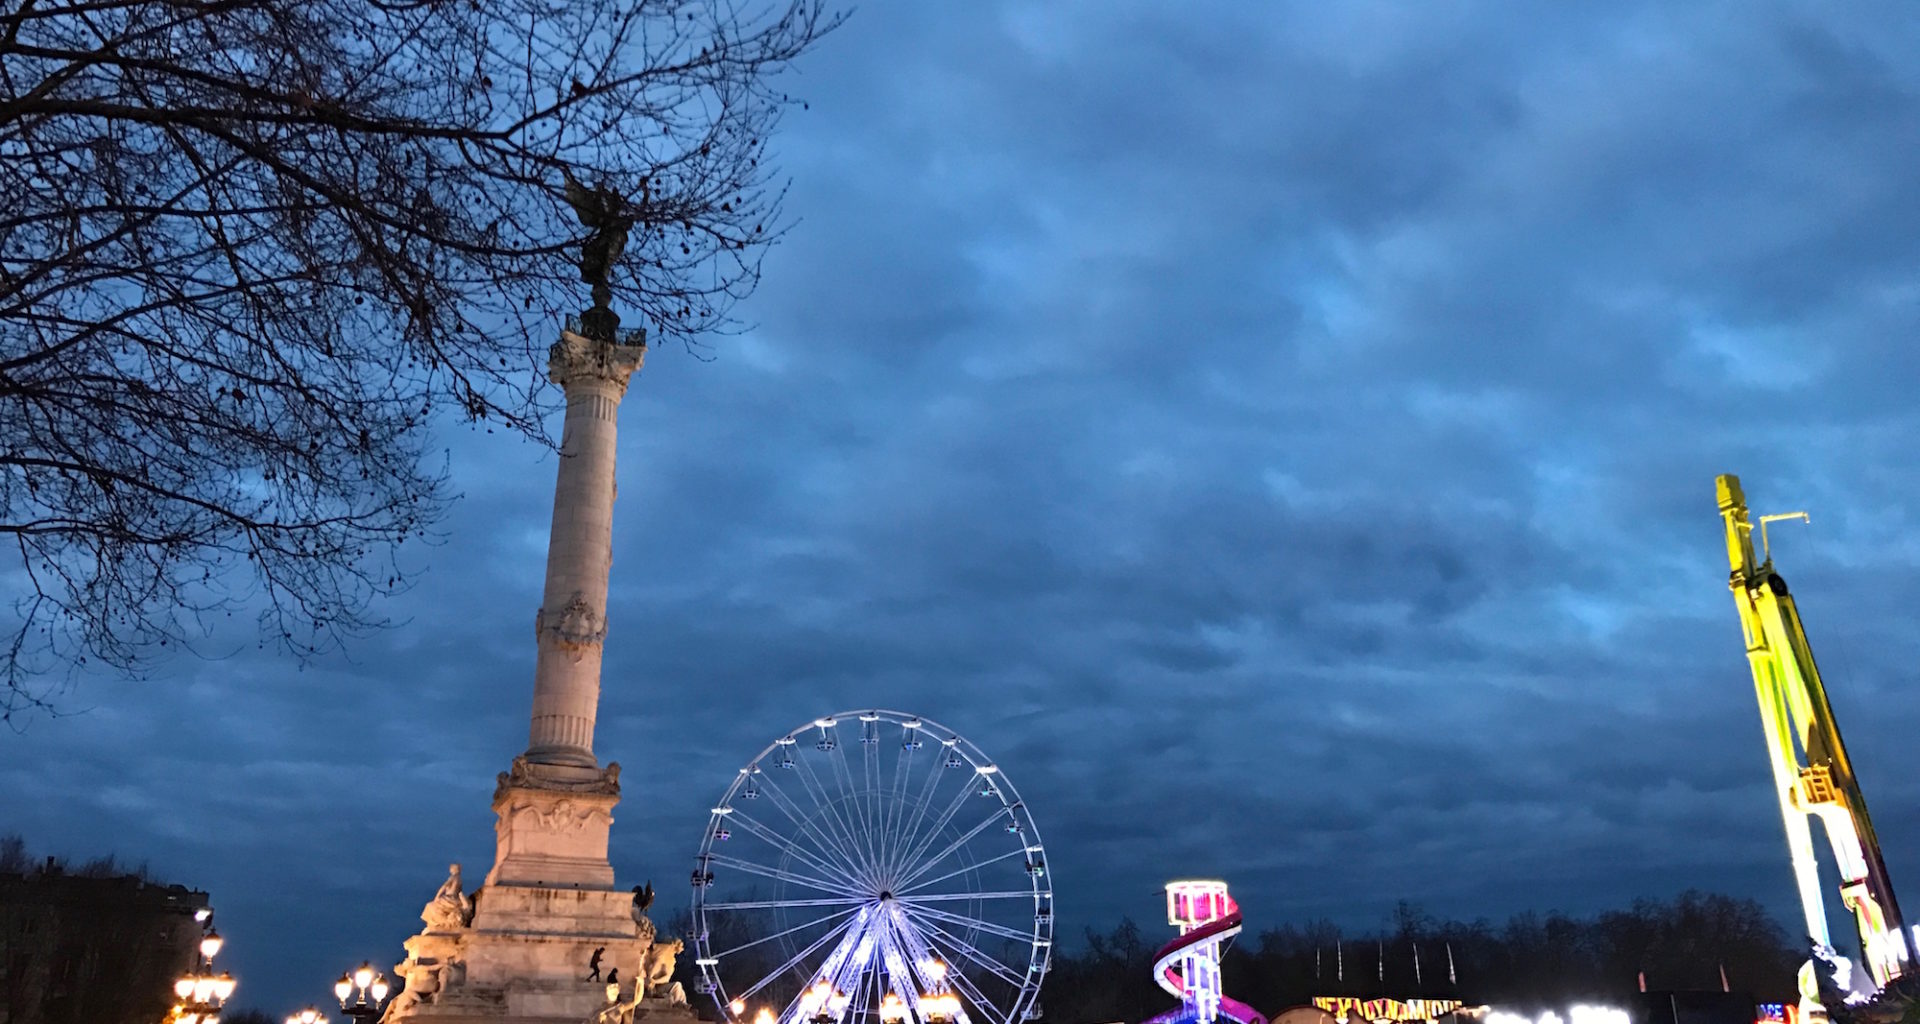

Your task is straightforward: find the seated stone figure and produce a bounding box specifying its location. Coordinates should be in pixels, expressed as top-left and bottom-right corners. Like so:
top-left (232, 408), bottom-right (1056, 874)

top-left (420, 863), bottom-right (473, 932)
top-left (642, 937), bottom-right (683, 998)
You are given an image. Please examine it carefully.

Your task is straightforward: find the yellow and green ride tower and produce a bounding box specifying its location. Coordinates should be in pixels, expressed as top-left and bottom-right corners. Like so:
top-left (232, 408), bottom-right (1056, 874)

top-left (1717, 474), bottom-right (1910, 1001)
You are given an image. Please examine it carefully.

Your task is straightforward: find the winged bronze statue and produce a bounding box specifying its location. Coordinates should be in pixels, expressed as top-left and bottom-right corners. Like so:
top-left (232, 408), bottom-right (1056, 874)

top-left (562, 170), bottom-right (635, 310)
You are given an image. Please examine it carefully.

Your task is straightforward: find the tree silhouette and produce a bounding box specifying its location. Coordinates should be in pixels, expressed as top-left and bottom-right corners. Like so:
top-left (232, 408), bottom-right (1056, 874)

top-left (0, 0), bottom-right (839, 717)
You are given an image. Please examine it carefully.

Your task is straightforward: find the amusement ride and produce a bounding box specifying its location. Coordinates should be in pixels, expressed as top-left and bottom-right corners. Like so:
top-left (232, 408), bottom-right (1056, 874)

top-left (1145, 881), bottom-right (1265, 1024)
top-left (690, 710), bottom-right (1052, 1024)
top-left (1718, 475), bottom-right (1913, 1002)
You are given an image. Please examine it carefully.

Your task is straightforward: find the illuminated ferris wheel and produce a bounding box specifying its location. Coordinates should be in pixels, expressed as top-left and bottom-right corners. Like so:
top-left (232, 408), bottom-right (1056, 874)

top-left (690, 711), bottom-right (1052, 1024)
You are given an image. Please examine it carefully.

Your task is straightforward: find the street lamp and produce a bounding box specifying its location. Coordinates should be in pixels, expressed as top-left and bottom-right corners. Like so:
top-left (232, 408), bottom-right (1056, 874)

top-left (335, 962), bottom-right (391, 1023)
top-left (168, 914), bottom-right (236, 1024)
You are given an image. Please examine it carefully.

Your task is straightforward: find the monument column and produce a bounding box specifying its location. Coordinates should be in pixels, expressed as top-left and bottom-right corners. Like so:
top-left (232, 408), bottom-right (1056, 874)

top-left (481, 318), bottom-right (645, 891)
top-left (524, 329), bottom-right (645, 768)
top-left (385, 179), bottom-right (700, 1024)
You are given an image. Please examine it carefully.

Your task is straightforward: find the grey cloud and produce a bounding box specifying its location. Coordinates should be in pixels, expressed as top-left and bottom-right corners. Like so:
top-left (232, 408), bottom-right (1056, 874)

top-left (9, 0), bottom-right (1920, 1014)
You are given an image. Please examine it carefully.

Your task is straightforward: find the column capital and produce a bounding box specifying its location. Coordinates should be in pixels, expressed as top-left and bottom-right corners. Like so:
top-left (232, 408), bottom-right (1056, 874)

top-left (550, 329), bottom-right (646, 393)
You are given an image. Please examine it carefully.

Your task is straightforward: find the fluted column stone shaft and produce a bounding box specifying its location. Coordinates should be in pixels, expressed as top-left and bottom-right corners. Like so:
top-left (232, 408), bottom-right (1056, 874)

top-left (524, 331), bottom-right (644, 768)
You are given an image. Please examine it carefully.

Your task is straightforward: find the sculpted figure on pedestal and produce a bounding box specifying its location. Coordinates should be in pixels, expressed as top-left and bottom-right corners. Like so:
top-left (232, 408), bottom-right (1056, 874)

top-left (421, 863), bottom-right (474, 932)
top-left (586, 983), bottom-right (643, 1024)
top-left (642, 937), bottom-right (683, 997)
top-left (630, 881), bottom-right (657, 945)
top-left (380, 959), bottom-right (444, 1021)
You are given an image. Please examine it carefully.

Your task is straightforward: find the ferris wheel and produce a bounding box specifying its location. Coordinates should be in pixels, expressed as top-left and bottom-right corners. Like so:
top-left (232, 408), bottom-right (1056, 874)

top-left (691, 710), bottom-right (1052, 1024)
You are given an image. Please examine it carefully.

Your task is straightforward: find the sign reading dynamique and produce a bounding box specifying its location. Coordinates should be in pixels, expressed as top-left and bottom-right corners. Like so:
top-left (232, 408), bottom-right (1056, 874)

top-left (1313, 998), bottom-right (1467, 1022)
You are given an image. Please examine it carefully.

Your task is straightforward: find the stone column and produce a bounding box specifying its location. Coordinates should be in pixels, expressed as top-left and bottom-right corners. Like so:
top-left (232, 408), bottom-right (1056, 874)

top-left (524, 329), bottom-right (645, 769)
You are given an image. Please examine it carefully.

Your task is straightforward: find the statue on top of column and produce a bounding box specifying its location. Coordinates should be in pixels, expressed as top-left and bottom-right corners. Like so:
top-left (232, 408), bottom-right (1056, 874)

top-left (562, 170), bottom-right (636, 313)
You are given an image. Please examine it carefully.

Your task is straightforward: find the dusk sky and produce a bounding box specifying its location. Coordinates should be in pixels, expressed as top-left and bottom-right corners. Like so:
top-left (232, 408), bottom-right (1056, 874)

top-left (5, 1), bottom-right (1920, 1016)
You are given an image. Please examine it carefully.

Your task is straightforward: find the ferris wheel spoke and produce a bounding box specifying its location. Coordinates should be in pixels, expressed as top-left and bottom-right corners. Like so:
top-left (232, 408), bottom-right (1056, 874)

top-left (773, 758), bottom-right (876, 889)
top-left (869, 740), bottom-right (892, 879)
top-left (703, 896), bottom-right (872, 911)
top-left (735, 911), bottom-right (867, 1005)
top-left (828, 729), bottom-right (883, 871)
top-left (780, 739), bottom-right (859, 855)
top-left (892, 779), bottom-right (977, 885)
top-left (899, 903), bottom-right (1035, 945)
top-left (793, 746), bottom-right (876, 886)
top-left (884, 740), bottom-right (952, 882)
top-left (898, 889), bottom-right (1041, 904)
top-left (727, 807), bottom-right (869, 893)
top-left (899, 846), bottom-right (1030, 898)
top-left (725, 808), bottom-right (863, 892)
top-left (896, 811), bottom-right (1011, 891)
top-left (708, 852), bottom-right (850, 894)
top-left (714, 903), bottom-right (863, 962)
top-left (908, 916), bottom-right (1026, 989)
top-left (881, 738), bottom-right (916, 870)
top-left (753, 772), bottom-right (873, 884)
top-left (859, 725), bottom-right (881, 862)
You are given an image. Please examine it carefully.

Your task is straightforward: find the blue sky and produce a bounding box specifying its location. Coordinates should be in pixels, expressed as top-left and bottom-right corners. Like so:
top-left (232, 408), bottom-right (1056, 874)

top-left (4, 0), bottom-right (1920, 1016)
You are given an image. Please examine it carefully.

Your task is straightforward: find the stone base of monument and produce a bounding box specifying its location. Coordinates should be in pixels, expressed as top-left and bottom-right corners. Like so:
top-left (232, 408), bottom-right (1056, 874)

top-left (384, 764), bottom-right (694, 1024)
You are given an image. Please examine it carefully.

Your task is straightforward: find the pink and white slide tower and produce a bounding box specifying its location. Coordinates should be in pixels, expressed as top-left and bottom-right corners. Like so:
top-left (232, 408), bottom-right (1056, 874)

top-left (1145, 881), bottom-right (1267, 1024)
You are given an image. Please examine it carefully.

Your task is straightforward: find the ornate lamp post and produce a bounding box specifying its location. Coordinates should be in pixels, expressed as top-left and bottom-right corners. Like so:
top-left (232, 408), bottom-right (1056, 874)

top-left (168, 912), bottom-right (237, 1024)
top-left (334, 962), bottom-right (391, 1023)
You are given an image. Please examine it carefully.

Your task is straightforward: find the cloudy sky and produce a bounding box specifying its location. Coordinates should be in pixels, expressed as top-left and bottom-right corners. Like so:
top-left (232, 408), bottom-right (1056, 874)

top-left (6, 0), bottom-right (1920, 1015)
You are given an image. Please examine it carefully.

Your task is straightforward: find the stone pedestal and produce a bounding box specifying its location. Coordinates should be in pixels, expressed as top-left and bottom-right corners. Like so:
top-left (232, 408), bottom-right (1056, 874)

top-left (382, 772), bottom-right (697, 1024)
top-left (390, 886), bottom-right (650, 1023)
top-left (487, 760), bottom-right (619, 889)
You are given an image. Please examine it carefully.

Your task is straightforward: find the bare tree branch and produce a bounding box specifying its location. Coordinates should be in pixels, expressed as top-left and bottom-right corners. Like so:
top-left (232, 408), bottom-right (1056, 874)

top-left (0, 0), bottom-right (841, 720)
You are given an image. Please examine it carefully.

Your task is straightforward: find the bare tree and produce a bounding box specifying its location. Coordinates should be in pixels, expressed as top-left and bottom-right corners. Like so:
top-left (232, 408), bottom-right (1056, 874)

top-left (0, 0), bottom-right (839, 717)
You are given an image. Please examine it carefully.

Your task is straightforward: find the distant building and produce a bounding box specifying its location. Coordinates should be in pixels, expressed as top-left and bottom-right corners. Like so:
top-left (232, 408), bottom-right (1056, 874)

top-left (0, 858), bottom-right (209, 1024)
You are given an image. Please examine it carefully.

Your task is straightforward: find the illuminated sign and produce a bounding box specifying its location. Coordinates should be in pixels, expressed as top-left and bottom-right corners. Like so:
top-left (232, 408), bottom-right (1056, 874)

top-left (1313, 998), bottom-right (1465, 1022)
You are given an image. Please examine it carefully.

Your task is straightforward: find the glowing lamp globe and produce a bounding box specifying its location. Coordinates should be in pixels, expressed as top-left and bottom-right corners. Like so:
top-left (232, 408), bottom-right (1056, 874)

top-left (334, 976), bottom-right (353, 1003)
top-left (200, 931), bottom-right (224, 960)
top-left (213, 972), bottom-right (236, 1001)
top-left (353, 963), bottom-right (376, 990)
top-left (175, 977), bottom-right (196, 1000)
top-left (371, 976), bottom-right (389, 1002)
